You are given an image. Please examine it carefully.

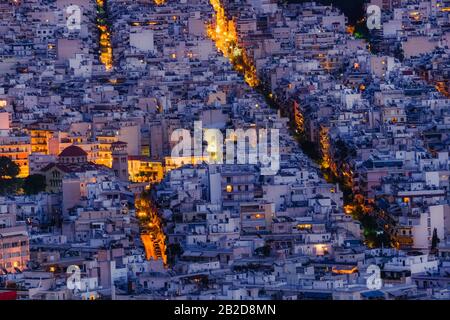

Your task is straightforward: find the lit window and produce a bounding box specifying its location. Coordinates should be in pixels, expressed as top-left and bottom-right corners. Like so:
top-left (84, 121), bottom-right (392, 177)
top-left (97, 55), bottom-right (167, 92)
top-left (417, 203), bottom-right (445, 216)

top-left (226, 185), bottom-right (233, 193)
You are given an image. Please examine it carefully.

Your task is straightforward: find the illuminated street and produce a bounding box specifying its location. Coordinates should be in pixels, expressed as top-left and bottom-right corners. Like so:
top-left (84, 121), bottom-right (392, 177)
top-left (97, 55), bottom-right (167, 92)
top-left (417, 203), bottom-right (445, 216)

top-left (136, 196), bottom-right (167, 266)
top-left (207, 0), bottom-right (259, 87)
top-left (97, 0), bottom-right (113, 71)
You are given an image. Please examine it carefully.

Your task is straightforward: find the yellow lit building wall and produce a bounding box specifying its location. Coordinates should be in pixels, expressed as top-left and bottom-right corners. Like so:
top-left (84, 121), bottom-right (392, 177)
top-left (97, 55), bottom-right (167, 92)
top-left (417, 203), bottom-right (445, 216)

top-left (30, 129), bottom-right (53, 154)
top-left (95, 135), bottom-right (118, 168)
top-left (0, 139), bottom-right (31, 178)
top-left (128, 159), bottom-right (164, 183)
top-left (164, 156), bottom-right (209, 173)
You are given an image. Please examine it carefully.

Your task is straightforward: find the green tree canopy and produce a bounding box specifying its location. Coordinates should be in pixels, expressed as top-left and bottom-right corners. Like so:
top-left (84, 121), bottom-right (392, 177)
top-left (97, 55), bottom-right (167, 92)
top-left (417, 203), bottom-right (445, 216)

top-left (0, 156), bottom-right (19, 179)
top-left (431, 228), bottom-right (440, 252)
top-left (23, 174), bottom-right (47, 195)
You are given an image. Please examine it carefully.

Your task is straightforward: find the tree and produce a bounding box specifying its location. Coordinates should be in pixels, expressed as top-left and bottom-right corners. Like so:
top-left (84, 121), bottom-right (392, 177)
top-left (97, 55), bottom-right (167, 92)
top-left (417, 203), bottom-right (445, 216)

top-left (0, 157), bottom-right (20, 195)
top-left (255, 244), bottom-right (271, 257)
top-left (167, 243), bottom-right (183, 266)
top-left (0, 156), bottom-right (19, 179)
top-left (351, 204), bottom-right (365, 221)
top-left (431, 228), bottom-right (440, 253)
top-left (23, 174), bottom-right (47, 195)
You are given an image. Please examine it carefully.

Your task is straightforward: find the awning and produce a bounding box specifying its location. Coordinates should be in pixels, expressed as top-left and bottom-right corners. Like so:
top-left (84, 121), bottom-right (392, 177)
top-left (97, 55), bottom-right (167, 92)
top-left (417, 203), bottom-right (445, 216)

top-left (361, 290), bottom-right (385, 299)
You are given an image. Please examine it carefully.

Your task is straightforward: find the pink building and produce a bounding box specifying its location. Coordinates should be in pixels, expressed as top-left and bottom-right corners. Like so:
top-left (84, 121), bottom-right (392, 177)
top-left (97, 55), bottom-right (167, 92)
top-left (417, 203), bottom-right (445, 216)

top-left (0, 210), bottom-right (29, 274)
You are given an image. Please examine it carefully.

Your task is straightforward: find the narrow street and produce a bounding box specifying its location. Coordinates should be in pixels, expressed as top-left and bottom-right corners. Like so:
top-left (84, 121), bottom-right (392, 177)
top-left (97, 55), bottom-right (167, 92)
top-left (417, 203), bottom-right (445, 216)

top-left (136, 195), bottom-right (168, 266)
top-left (96, 0), bottom-right (113, 71)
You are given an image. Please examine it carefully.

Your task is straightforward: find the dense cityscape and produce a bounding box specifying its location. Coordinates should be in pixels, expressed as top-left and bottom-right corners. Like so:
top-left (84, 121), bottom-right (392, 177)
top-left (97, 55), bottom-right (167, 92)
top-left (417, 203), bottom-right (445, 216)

top-left (0, 0), bottom-right (449, 301)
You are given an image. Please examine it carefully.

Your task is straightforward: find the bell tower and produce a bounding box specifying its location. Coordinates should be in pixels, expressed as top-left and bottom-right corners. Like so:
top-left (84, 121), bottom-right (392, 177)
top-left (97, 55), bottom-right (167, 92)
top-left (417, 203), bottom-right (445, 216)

top-left (111, 141), bottom-right (129, 181)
